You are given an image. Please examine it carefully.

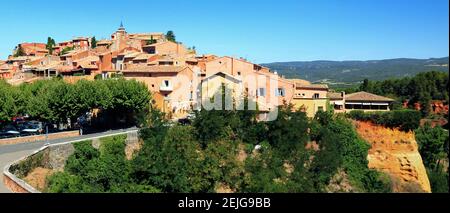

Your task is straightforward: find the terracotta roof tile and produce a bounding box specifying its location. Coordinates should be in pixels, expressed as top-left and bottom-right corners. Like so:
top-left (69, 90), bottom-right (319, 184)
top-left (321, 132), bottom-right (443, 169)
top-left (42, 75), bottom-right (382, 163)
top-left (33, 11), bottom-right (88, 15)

top-left (327, 92), bottom-right (344, 100)
top-left (123, 65), bottom-right (188, 73)
top-left (345, 91), bottom-right (394, 102)
top-left (132, 53), bottom-right (154, 61)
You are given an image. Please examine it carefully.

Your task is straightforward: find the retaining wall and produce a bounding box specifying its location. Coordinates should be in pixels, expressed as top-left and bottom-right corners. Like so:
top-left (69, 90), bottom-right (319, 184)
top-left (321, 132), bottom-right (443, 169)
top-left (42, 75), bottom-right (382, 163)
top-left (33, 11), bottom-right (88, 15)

top-left (2, 130), bottom-right (138, 193)
top-left (0, 131), bottom-right (80, 145)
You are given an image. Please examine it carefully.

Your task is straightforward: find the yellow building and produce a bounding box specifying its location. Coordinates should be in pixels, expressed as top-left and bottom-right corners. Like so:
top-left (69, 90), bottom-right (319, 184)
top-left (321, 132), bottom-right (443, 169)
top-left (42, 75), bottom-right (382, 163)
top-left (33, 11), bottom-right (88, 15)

top-left (201, 71), bottom-right (243, 109)
top-left (291, 83), bottom-right (329, 117)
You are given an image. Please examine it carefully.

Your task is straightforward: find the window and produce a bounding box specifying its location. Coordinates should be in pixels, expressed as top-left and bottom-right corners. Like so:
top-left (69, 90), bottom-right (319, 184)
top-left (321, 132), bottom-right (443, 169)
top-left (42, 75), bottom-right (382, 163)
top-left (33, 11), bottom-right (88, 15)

top-left (257, 88), bottom-right (266, 97)
top-left (188, 91), bottom-right (193, 100)
top-left (119, 64), bottom-right (123, 70)
top-left (318, 106), bottom-right (324, 111)
top-left (237, 71), bottom-right (241, 76)
top-left (276, 88), bottom-right (285, 97)
top-left (313, 93), bottom-right (320, 99)
top-left (163, 80), bottom-right (170, 87)
top-left (147, 47), bottom-right (156, 54)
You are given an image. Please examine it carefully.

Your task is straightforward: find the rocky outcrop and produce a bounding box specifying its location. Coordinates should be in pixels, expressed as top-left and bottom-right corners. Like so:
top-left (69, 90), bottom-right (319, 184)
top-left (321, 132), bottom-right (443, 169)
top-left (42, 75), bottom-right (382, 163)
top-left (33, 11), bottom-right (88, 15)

top-left (325, 169), bottom-right (358, 193)
top-left (48, 144), bottom-right (75, 171)
top-left (125, 131), bottom-right (141, 160)
top-left (355, 121), bottom-right (431, 192)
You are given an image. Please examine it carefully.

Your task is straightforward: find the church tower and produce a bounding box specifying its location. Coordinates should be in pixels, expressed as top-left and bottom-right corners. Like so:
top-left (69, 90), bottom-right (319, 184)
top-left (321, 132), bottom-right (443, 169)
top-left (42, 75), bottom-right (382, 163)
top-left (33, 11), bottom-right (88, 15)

top-left (111, 21), bottom-right (128, 51)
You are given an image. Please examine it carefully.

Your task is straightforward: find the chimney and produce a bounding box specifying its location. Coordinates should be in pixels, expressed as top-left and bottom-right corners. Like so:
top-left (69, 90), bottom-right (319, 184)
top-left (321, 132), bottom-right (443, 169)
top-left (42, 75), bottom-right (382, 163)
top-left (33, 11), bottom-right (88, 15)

top-left (341, 91), bottom-right (346, 100)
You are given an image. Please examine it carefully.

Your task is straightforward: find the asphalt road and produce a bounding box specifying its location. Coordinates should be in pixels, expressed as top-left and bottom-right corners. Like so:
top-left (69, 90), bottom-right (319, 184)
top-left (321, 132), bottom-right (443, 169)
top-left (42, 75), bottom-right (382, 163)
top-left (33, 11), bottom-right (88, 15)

top-left (0, 127), bottom-right (138, 193)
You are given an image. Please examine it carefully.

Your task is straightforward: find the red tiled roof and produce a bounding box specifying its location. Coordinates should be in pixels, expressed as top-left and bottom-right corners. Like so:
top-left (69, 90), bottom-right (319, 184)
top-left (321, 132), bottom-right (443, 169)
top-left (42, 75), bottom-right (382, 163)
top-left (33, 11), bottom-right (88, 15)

top-left (345, 91), bottom-right (394, 102)
top-left (123, 65), bottom-right (188, 73)
top-left (327, 92), bottom-right (344, 100)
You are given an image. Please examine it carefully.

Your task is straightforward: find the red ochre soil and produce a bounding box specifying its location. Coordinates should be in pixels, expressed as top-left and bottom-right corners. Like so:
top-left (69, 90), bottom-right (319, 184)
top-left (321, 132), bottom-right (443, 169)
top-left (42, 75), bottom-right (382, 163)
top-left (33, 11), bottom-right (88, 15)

top-left (354, 121), bottom-right (431, 192)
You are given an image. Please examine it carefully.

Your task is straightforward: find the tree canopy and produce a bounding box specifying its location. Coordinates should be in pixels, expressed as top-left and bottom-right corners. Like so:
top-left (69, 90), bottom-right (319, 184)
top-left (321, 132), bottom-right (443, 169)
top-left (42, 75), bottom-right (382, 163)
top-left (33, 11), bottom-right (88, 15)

top-left (0, 78), bottom-right (150, 128)
top-left (46, 37), bottom-right (56, 55)
top-left (46, 103), bottom-right (390, 193)
top-left (91, 36), bottom-right (97, 48)
top-left (13, 44), bottom-right (25, 57)
top-left (166, 31), bottom-right (176, 42)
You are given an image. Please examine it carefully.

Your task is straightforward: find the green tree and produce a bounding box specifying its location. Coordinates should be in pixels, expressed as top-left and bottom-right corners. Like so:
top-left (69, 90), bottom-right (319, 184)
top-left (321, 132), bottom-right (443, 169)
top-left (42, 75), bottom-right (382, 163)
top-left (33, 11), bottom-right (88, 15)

top-left (310, 127), bottom-right (342, 190)
top-left (60, 46), bottom-right (75, 56)
top-left (203, 140), bottom-right (244, 192)
top-left (65, 141), bottom-right (100, 175)
top-left (360, 79), bottom-right (370, 91)
top-left (46, 172), bottom-right (85, 193)
top-left (267, 104), bottom-right (309, 157)
top-left (103, 79), bottom-right (150, 126)
top-left (0, 81), bottom-right (17, 123)
top-left (166, 30), bottom-right (176, 42)
top-left (91, 36), bottom-right (97, 48)
top-left (13, 44), bottom-right (25, 57)
top-left (146, 35), bottom-right (156, 45)
top-left (242, 149), bottom-right (290, 192)
top-left (25, 79), bottom-right (59, 122)
top-left (427, 168), bottom-right (449, 193)
top-left (46, 37), bottom-right (56, 55)
top-left (132, 126), bottom-right (206, 192)
top-left (415, 123), bottom-right (448, 170)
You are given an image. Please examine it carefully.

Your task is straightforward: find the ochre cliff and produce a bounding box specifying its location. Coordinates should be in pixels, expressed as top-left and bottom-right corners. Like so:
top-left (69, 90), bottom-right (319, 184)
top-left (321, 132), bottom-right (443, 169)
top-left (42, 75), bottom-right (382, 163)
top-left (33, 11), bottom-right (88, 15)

top-left (354, 121), bottom-right (431, 192)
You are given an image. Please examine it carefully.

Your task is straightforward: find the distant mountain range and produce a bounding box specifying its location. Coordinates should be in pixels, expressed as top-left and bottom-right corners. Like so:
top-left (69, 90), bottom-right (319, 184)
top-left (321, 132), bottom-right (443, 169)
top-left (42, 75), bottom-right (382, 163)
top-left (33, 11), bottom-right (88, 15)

top-left (262, 57), bottom-right (449, 87)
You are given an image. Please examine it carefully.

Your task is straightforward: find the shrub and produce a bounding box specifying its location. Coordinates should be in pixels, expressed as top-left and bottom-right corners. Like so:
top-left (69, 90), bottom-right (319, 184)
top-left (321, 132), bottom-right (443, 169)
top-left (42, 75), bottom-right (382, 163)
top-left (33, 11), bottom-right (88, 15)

top-left (348, 110), bottom-right (366, 121)
top-left (10, 151), bottom-right (47, 178)
top-left (428, 168), bottom-right (449, 193)
top-left (348, 110), bottom-right (420, 131)
top-left (94, 74), bottom-right (102, 80)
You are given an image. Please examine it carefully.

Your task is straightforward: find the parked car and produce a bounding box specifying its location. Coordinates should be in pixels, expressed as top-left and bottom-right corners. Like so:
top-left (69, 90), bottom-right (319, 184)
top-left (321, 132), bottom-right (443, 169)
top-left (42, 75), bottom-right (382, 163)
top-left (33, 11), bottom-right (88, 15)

top-left (18, 121), bottom-right (43, 135)
top-left (0, 125), bottom-right (20, 138)
top-left (21, 124), bottom-right (42, 135)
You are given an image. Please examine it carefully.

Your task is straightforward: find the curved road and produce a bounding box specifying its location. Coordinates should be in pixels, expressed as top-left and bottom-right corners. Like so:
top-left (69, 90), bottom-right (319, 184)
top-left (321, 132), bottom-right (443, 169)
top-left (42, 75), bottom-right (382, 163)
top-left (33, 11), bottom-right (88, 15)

top-left (0, 127), bottom-right (138, 193)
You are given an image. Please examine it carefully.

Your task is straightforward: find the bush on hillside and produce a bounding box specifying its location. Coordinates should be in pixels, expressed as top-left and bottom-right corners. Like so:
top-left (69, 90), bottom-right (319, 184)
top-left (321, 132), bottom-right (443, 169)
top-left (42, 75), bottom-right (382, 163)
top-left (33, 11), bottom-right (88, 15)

top-left (348, 110), bottom-right (421, 131)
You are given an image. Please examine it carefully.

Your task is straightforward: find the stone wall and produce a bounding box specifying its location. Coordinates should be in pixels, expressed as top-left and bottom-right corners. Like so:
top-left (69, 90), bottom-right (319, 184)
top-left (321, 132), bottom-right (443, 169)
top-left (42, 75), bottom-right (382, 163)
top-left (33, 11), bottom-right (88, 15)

top-left (125, 131), bottom-right (140, 160)
top-left (0, 131), bottom-right (80, 145)
top-left (3, 174), bottom-right (30, 193)
top-left (48, 144), bottom-right (75, 171)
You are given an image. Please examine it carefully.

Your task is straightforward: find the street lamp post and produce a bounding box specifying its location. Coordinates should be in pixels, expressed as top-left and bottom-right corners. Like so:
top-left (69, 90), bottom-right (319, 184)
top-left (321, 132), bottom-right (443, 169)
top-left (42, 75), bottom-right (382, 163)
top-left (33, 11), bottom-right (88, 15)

top-left (45, 125), bottom-right (48, 145)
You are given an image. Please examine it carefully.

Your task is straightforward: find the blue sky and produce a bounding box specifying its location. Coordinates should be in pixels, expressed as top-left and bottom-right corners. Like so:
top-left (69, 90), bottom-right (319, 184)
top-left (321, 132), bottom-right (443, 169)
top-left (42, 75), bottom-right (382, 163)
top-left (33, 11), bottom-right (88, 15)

top-left (0, 0), bottom-right (448, 63)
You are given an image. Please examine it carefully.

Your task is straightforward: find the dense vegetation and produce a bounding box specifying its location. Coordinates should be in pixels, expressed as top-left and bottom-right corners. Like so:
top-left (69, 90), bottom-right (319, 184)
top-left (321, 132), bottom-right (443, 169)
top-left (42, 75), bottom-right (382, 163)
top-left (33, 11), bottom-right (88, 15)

top-left (0, 78), bottom-right (150, 129)
top-left (46, 100), bottom-right (391, 193)
top-left (339, 71), bottom-right (449, 116)
top-left (348, 110), bottom-right (421, 132)
top-left (166, 30), bottom-right (176, 42)
top-left (415, 123), bottom-right (449, 193)
top-left (263, 57), bottom-right (449, 84)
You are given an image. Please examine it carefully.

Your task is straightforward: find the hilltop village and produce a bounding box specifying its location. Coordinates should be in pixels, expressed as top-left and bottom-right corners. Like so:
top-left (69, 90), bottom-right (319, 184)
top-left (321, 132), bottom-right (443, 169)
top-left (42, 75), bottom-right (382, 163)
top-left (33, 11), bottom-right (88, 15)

top-left (0, 24), bottom-right (394, 118)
